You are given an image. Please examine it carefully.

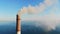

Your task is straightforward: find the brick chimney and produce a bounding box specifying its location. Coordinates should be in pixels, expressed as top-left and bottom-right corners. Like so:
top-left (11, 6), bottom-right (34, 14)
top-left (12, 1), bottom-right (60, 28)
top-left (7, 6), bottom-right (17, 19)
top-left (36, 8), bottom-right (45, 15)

top-left (16, 14), bottom-right (21, 34)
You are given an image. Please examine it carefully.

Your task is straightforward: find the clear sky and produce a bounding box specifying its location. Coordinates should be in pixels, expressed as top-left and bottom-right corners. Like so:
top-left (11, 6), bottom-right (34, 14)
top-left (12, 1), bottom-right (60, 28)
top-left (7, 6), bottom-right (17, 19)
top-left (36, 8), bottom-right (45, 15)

top-left (0, 0), bottom-right (21, 21)
top-left (0, 0), bottom-right (60, 21)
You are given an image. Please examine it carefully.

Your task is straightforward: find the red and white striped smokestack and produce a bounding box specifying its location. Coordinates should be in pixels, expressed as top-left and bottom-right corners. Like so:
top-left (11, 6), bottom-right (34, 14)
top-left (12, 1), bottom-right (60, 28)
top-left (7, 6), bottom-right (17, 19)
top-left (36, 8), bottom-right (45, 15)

top-left (16, 14), bottom-right (21, 34)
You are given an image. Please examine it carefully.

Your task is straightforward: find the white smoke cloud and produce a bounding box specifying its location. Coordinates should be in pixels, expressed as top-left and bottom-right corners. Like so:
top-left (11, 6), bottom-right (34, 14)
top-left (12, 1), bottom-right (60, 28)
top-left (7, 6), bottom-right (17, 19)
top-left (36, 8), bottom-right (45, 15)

top-left (18, 0), bottom-right (59, 32)
top-left (18, 0), bottom-right (57, 15)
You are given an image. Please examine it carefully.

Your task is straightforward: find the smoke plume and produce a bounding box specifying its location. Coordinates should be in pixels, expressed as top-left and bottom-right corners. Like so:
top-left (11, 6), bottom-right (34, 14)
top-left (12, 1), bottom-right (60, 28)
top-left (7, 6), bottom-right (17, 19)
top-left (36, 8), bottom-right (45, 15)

top-left (18, 0), bottom-right (59, 31)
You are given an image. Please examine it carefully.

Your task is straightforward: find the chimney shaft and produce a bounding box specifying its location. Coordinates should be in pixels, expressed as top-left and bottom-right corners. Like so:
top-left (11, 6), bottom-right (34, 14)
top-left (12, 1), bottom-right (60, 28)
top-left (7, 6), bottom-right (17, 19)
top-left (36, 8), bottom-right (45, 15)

top-left (16, 14), bottom-right (21, 34)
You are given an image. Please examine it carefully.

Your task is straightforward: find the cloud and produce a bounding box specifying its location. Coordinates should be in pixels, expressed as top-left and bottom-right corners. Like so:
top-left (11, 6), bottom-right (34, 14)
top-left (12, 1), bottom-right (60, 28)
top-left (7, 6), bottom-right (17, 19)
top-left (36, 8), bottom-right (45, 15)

top-left (18, 0), bottom-right (59, 32)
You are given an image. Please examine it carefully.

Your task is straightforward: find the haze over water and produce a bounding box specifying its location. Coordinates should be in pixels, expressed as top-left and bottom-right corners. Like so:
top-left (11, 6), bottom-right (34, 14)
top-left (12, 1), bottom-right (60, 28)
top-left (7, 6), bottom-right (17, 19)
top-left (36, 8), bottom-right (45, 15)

top-left (0, 21), bottom-right (60, 34)
top-left (21, 21), bottom-right (60, 34)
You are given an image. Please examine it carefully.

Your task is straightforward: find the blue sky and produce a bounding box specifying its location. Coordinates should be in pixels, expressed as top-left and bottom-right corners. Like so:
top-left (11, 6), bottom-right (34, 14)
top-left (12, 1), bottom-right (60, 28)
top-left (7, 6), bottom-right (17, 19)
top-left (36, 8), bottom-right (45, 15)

top-left (0, 0), bottom-right (60, 21)
top-left (0, 0), bottom-right (20, 17)
top-left (0, 0), bottom-right (44, 21)
top-left (0, 0), bottom-right (21, 21)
